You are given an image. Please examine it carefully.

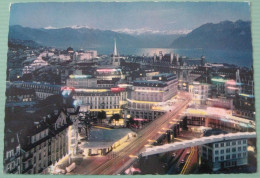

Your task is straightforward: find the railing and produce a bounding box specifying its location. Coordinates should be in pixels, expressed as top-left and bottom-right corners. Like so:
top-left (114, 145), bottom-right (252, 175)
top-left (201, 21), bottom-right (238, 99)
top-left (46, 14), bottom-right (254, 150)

top-left (22, 164), bottom-right (33, 174)
top-left (8, 167), bottom-right (18, 174)
top-left (5, 153), bottom-right (20, 163)
top-left (22, 153), bottom-right (33, 162)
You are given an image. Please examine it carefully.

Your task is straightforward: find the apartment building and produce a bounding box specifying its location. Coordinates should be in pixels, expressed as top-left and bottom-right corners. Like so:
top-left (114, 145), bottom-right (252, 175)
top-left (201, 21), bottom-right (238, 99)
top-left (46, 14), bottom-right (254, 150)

top-left (201, 139), bottom-right (248, 171)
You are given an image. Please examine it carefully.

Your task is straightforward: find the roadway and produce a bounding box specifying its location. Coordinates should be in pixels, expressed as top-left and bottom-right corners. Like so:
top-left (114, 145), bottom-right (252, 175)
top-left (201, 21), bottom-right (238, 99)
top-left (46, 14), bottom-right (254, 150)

top-left (73, 92), bottom-right (192, 175)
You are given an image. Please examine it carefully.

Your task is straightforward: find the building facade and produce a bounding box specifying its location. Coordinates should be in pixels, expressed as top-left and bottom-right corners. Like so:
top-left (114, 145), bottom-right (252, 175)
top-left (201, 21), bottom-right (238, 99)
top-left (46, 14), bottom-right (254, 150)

top-left (12, 81), bottom-right (61, 100)
top-left (3, 110), bottom-right (74, 174)
top-left (201, 139), bottom-right (248, 171)
top-left (188, 81), bottom-right (211, 105)
top-left (127, 73), bottom-right (178, 120)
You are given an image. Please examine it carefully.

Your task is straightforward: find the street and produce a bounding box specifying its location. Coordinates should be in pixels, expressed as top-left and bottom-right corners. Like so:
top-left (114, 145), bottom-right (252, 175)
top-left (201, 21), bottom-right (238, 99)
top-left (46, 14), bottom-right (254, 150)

top-left (71, 92), bottom-right (192, 175)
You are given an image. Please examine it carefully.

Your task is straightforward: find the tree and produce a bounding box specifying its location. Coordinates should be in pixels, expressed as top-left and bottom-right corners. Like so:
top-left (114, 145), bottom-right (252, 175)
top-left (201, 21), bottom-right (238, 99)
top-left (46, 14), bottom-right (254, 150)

top-left (97, 111), bottom-right (106, 123)
top-left (109, 114), bottom-right (121, 124)
top-left (111, 114), bottom-right (120, 121)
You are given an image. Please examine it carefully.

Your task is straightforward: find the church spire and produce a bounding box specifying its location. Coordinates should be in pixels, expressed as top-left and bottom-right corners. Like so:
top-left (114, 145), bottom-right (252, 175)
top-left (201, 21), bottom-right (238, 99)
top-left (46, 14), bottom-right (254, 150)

top-left (113, 38), bottom-right (118, 56)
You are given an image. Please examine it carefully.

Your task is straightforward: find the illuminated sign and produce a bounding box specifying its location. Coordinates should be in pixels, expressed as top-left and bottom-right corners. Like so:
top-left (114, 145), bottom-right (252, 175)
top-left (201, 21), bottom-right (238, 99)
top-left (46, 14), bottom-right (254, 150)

top-left (211, 78), bottom-right (227, 83)
top-left (127, 98), bottom-right (159, 104)
top-left (239, 93), bottom-right (254, 98)
top-left (75, 89), bottom-right (109, 93)
top-left (69, 75), bottom-right (92, 79)
top-left (61, 86), bottom-right (75, 91)
top-left (118, 84), bottom-right (132, 88)
top-left (134, 89), bottom-right (164, 93)
top-left (96, 69), bottom-right (121, 72)
top-left (187, 109), bottom-right (207, 116)
top-left (227, 86), bottom-right (239, 90)
top-left (226, 80), bottom-right (236, 85)
top-left (152, 106), bottom-right (164, 111)
top-left (111, 87), bottom-right (125, 92)
top-left (133, 118), bottom-right (148, 121)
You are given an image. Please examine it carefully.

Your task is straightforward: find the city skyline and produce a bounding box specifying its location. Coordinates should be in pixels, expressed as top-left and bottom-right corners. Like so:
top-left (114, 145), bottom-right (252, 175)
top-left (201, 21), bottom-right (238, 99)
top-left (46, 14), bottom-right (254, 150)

top-left (9, 2), bottom-right (250, 34)
top-left (4, 1), bottom-right (256, 175)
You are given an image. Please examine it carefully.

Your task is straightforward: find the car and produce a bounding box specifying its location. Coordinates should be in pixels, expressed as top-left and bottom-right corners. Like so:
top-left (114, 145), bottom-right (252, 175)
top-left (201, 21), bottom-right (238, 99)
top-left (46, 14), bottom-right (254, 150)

top-left (172, 153), bottom-right (176, 157)
top-left (180, 159), bottom-right (185, 164)
top-left (186, 150), bottom-right (190, 155)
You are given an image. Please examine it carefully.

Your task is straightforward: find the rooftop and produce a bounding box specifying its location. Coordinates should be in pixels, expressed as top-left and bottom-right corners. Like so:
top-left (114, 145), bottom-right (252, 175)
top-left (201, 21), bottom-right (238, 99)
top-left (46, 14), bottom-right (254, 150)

top-left (133, 80), bottom-right (167, 87)
top-left (79, 128), bottom-right (134, 149)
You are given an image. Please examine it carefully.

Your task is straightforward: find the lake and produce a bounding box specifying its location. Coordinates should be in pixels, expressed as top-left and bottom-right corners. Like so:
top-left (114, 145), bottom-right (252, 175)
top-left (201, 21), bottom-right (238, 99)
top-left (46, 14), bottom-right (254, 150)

top-left (95, 47), bottom-right (253, 67)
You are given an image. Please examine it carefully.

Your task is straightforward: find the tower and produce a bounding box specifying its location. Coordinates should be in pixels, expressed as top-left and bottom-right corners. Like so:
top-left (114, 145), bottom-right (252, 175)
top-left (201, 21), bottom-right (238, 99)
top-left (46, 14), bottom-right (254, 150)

top-left (113, 38), bottom-right (118, 56)
top-left (236, 69), bottom-right (242, 93)
top-left (112, 39), bottom-right (120, 66)
top-left (170, 52), bottom-right (174, 64)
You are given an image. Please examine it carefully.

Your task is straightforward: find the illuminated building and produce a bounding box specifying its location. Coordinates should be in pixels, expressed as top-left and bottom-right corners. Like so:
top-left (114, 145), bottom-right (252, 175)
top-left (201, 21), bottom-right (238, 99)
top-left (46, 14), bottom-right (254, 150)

top-left (206, 97), bottom-right (233, 110)
top-left (66, 75), bottom-right (97, 88)
top-left (66, 68), bottom-right (123, 89)
top-left (188, 81), bottom-right (211, 105)
top-left (73, 89), bottom-right (125, 117)
top-left (95, 67), bottom-right (123, 81)
top-left (75, 50), bottom-right (98, 61)
top-left (201, 138), bottom-right (248, 171)
top-left (211, 77), bottom-right (226, 97)
top-left (127, 73), bottom-right (178, 120)
top-left (232, 69), bottom-right (255, 119)
top-left (225, 79), bottom-right (240, 97)
top-left (22, 57), bottom-right (49, 74)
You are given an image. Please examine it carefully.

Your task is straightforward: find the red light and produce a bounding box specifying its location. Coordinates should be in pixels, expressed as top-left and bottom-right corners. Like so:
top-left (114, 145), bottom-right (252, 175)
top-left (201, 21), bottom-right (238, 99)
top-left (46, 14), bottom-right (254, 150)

top-left (61, 86), bottom-right (75, 91)
top-left (226, 80), bottom-right (236, 85)
top-left (111, 87), bottom-right (125, 92)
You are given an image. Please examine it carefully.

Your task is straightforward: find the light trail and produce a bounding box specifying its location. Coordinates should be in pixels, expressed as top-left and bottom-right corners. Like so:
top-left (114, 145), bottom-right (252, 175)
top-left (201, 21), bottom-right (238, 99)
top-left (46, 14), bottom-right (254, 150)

top-left (181, 147), bottom-right (195, 174)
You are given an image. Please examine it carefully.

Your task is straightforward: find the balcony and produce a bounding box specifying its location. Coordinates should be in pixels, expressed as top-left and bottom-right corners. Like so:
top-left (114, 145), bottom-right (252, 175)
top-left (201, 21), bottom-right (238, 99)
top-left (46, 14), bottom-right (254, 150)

top-left (4, 153), bottom-right (20, 163)
top-left (8, 167), bottom-right (18, 174)
top-left (22, 153), bottom-right (33, 162)
top-left (22, 164), bottom-right (33, 174)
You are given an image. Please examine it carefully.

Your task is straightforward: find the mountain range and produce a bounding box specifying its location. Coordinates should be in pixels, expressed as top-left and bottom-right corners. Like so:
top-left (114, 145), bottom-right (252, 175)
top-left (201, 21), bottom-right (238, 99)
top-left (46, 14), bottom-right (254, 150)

top-left (8, 25), bottom-right (181, 49)
top-left (8, 20), bottom-right (252, 51)
top-left (171, 20), bottom-right (252, 50)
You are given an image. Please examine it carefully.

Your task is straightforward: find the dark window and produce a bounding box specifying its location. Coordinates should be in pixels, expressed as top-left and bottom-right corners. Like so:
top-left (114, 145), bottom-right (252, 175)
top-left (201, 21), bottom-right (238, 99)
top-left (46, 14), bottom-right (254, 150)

top-left (232, 154), bottom-right (236, 159)
top-left (215, 150), bottom-right (219, 155)
top-left (220, 150), bottom-right (224, 154)
top-left (226, 155), bottom-right (230, 160)
top-left (215, 157), bottom-right (219, 161)
top-left (238, 153), bottom-right (242, 158)
top-left (226, 148), bottom-right (230, 153)
top-left (232, 148), bottom-right (236, 152)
